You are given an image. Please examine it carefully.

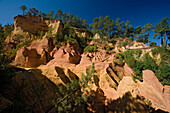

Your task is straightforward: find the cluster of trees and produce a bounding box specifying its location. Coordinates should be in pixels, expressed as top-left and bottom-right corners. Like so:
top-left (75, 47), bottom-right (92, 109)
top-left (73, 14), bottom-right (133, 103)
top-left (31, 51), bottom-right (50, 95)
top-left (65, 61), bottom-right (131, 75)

top-left (19, 5), bottom-right (89, 29)
top-left (19, 5), bottom-right (170, 46)
top-left (114, 48), bottom-right (170, 85)
top-left (90, 16), bottom-right (170, 46)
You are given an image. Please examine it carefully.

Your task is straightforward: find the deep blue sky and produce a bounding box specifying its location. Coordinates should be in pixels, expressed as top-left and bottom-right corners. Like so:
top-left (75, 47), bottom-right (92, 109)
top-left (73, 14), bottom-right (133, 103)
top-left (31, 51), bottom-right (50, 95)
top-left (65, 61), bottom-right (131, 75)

top-left (0, 0), bottom-right (170, 44)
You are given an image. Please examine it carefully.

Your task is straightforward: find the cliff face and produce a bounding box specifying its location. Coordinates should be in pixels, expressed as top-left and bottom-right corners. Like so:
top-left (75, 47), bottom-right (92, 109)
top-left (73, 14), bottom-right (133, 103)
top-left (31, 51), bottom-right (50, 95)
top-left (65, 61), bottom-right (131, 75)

top-left (1, 15), bottom-right (170, 113)
top-left (11, 38), bottom-right (170, 112)
top-left (0, 68), bottom-right (58, 113)
top-left (5, 15), bottom-right (63, 45)
top-left (14, 15), bottom-right (48, 34)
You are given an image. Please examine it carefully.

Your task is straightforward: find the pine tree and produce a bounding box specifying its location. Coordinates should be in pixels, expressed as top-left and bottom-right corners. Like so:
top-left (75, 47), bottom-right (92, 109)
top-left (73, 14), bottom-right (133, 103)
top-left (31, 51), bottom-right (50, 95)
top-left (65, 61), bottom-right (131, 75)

top-left (58, 9), bottom-right (63, 19)
top-left (142, 23), bottom-right (154, 45)
top-left (82, 19), bottom-right (88, 29)
top-left (29, 8), bottom-right (38, 16)
top-left (19, 5), bottom-right (27, 15)
top-left (123, 20), bottom-right (130, 37)
top-left (115, 18), bottom-right (124, 37)
top-left (91, 17), bottom-right (99, 35)
top-left (54, 9), bottom-right (63, 19)
top-left (103, 16), bottom-right (114, 39)
top-left (38, 11), bottom-right (42, 17)
top-left (154, 17), bottom-right (169, 45)
top-left (134, 26), bottom-right (142, 38)
top-left (47, 10), bottom-right (54, 19)
top-left (42, 13), bottom-right (46, 17)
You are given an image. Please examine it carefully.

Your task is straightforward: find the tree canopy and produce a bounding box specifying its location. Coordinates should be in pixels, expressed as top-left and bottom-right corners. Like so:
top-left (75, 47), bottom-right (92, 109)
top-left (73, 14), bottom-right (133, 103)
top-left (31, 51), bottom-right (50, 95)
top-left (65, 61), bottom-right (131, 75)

top-left (20, 5), bottom-right (27, 15)
top-left (154, 17), bottom-right (170, 45)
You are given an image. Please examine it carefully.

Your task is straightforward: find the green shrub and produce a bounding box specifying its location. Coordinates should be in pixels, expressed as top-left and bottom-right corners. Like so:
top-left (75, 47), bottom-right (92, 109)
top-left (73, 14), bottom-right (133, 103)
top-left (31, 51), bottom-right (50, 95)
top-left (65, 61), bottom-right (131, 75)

top-left (129, 37), bottom-right (133, 42)
top-left (67, 38), bottom-right (77, 44)
top-left (52, 63), bottom-right (95, 113)
top-left (156, 64), bottom-right (170, 85)
top-left (16, 44), bottom-right (23, 50)
top-left (142, 53), bottom-right (157, 72)
top-left (118, 56), bottom-right (124, 66)
top-left (149, 42), bottom-right (157, 47)
top-left (84, 44), bottom-right (98, 53)
top-left (123, 50), bottom-right (136, 68)
top-left (134, 49), bottom-right (142, 58)
top-left (55, 32), bottom-right (64, 42)
top-left (115, 54), bottom-right (119, 59)
top-left (4, 25), bottom-right (14, 38)
top-left (110, 50), bottom-right (116, 53)
top-left (113, 58), bottom-right (117, 64)
top-left (39, 31), bottom-right (45, 39)
top-left (113, 43), bottom-right (169, 85)
top-left (106, 49), bottom-right (108, 53)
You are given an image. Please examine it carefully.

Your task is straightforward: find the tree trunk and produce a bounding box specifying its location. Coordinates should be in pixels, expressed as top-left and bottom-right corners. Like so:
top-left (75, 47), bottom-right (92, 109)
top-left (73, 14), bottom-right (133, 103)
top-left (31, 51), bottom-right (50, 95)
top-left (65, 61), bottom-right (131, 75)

top-left (164, 33), bottom-right (166, 45)
top-left (148, 31), bottom-right (150, 46)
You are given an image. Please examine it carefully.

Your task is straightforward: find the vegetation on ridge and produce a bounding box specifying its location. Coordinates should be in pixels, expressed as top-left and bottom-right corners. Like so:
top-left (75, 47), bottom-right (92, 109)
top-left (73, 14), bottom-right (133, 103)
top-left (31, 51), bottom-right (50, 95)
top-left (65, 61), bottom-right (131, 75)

top-left (113, 47), bottom-right (170, 85)
top-left (18, 5), bottom-right (170, 46)
top-left (0, 5), bottom-right (170, 113)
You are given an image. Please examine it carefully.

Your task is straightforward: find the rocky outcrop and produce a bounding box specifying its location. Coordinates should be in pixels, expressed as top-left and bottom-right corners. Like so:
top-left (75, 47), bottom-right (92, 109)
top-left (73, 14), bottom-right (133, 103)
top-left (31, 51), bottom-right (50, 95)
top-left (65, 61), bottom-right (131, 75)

top-left (102, 70), bottom-right (170, 113)
top-left (14, 47), bottom-right (45, 67)
top-left (93, 33), bottom-right (100, 39)
top-left (5, 15), bottom-right (63, 45)
top-left (45, 19), bottom-right (63, 35)
top-left (105, 77), bottom-right (148, 113)
top-left (14, 38), bottom-right (54, 68)
top-left (4, 16), bottom-right (170, 112)
top-left (45, 43), bottom-right (82, 68)
top-left (74, 27), bottom-right (93, 38)
top-left (0, 68), bottom-right (58, 113)
top-left (138, 70), bottom-right (170, 112)
top-left (14, 15), bottom-right (48, 34)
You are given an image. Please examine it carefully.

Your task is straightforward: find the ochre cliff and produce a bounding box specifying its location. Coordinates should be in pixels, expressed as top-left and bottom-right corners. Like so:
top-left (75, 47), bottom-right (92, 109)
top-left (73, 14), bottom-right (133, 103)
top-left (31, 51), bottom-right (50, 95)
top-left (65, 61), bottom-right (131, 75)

top-left (2, 15), bottom-right (170, 113)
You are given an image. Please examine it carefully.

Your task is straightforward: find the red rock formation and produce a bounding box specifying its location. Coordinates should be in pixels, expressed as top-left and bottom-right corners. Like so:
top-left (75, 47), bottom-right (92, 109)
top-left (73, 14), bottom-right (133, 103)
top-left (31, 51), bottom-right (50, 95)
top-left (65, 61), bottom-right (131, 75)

top-left (138, 70), bottom-right (169, 112)
top-left (14, 38), bottom-right (54, 68)
top-left (123, 63), bottom-right (134, 76)
top-left (73, 27), bottom-right (93, 38)
top-left (14, 15), bottom-right (48, 34)
top-left (5, 15), bottom-right (63, 45)
top-left (47, 43), bottom-right (82, 66)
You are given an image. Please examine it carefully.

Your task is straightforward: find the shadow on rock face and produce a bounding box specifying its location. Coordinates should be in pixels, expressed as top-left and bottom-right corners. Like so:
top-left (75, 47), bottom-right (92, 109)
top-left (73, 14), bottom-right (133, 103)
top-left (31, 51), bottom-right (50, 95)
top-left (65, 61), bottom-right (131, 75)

top-left (0, 67), bottom-right (59, 113)
top-left (106, 92), bottom-right (149, 113)
top-left (87, 90), bottom-right (150, 113)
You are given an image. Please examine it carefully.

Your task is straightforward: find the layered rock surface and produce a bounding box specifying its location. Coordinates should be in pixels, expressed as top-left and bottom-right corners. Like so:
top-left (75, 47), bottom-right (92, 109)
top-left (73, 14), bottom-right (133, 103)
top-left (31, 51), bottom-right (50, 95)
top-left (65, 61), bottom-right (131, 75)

top-left (138, 70), bottom-right (170, 112)
top-left (5, 15), bottom-right (63, 45)
top-left (3, 15), bottom-right (170, 113)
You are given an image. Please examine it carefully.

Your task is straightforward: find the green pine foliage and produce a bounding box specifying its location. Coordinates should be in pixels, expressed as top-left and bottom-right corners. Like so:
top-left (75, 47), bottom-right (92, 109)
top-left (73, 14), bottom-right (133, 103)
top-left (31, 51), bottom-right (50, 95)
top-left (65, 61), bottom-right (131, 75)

top-left (149, 42), bottom-right (157, 47)
top-left (53, 63), bottom-right (95, 113)
top-left (4, 25), bottom-right (14, 39)
top-left (142, 23), bottom-right (154, 45)
top-left (55, 28), bottom-right (87, 50)
top-left (154, 17), bottom-right (170, 45)
top-left (84, 44), bottom-right (98, 53)
top-left (116, 47), bottom-right (170, 85)
top-left (19, 5), bottom-right (27, 15)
